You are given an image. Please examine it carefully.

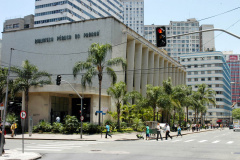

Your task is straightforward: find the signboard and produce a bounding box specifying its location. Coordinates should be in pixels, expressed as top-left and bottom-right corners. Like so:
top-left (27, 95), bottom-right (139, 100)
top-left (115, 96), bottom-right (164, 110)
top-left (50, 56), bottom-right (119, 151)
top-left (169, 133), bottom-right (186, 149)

top-left (102, 113), bottom-right (106, 115)
top-left (96, 111), bottom-right (103, 113)
top-left (0, 103), bottom-right (4, 110)
top-left (229, 55), bottom-right (238, 60)
top-left (80, 116), bottom-right (84, 121)
top-left (20, 110), bottom-right (27, 119)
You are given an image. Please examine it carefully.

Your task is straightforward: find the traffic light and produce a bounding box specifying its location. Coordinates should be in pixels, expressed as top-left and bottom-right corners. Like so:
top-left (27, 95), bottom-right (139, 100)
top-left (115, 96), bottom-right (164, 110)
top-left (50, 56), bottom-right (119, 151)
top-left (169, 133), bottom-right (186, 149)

top-left (156, 26), bottom-right (166, 47)
top-left (56, 75), bottom-right (61, 85)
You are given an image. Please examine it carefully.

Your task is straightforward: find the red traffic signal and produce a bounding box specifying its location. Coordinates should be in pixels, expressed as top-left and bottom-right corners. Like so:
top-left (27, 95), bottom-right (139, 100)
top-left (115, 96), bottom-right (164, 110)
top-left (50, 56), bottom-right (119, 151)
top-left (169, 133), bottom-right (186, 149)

top-left (156, 27), bottom-right (166, 47)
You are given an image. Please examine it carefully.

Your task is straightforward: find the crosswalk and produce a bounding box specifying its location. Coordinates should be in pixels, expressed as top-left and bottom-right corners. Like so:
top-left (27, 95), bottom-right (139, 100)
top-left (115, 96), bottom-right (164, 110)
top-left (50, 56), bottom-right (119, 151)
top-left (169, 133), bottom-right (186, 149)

top-left (144, 139), bottom-right (235, 145)
top-left (15, 141), bottom-right (106, 152)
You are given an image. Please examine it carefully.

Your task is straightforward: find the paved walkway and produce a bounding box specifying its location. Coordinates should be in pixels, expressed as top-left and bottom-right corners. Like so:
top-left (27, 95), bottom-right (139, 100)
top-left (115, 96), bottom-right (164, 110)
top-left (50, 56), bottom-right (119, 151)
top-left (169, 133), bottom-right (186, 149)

top-left (0, 128), bottom-right (216, 160)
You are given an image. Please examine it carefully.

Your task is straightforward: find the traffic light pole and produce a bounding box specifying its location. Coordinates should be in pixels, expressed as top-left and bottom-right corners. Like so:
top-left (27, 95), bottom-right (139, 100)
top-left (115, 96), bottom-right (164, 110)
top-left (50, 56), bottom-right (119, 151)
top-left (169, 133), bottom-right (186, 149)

top-left (167, 28), bottom-right (240, 39)
top-left (61, 80), bottom-right (83, 139)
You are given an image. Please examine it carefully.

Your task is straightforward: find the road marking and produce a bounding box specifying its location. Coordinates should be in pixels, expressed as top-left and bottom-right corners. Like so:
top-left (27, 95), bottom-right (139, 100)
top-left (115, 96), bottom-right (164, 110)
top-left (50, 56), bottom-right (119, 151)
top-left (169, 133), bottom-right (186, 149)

top-left (227, 141), bottom-right (234, 144)
top-left (212, 140), bottom-right (220, 143)
top-left (199, 140), bottom-right (207, 143)
top-left (16, 148), bottom-right (62, 151)
top-left (171, 139), bottom-right (182, 143)
top-left (184, 139), bottom-right (195, 143)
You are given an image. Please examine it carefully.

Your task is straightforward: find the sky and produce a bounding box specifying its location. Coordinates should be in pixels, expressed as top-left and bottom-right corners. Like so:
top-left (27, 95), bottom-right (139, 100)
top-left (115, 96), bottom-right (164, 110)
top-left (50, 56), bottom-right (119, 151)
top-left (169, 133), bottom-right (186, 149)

top-left (1, 0), bottom-right (240, 54)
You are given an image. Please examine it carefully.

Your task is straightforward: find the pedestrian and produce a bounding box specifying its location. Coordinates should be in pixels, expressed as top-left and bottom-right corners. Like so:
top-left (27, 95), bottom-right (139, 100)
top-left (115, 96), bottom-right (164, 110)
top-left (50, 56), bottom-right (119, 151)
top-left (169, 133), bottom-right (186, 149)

top-left (105, 123), bottom-right (112, 138)
top-left (10, 122), bottom-right (17, 137)
top-left (145, 124), bottom-right (150, 140)
top-left (165, 123), bottom-right (172, 140)
top-left (0, 121), bottom-right (5, 154)
top-left (156, 123), bottom-right (163, 141)
top-left (177, 124), bottom-right (182, 137)
top-left (187, 123), bottom-right (190, 131)
top-left (56, 116), bottom-right (60, 123)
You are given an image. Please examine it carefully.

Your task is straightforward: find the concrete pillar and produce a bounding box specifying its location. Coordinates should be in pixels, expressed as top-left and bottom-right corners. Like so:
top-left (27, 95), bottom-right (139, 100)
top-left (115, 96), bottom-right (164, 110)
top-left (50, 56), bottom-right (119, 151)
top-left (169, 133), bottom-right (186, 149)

top-left (184, 72), bottom-right (187, 84)
top-left (154, 54), bottom-right (160, 86)
top-left (178, 69), bottom-right (182, 85)
top-left (172, 65), bottom-right (175, 86)
top-left (148, 51), bottom-right (154, 85)
top-left (168, 63), bottom-right (172, 82)
top-left (164, 60), bottom-right (168, 81)
top-left (159, 57), bottom-right (164, 86)
top-left (134, 43), bottom-right (142, 92)
top-left (127, 40), bottom-right (135, 92)
top-left (141, 48), bottom-right (149, 97)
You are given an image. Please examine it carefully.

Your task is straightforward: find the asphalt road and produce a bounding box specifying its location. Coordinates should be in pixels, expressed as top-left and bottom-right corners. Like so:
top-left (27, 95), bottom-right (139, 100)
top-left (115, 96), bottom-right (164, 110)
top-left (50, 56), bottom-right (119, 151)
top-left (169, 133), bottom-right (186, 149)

top-left (4, 129), bottom-right (240, 160)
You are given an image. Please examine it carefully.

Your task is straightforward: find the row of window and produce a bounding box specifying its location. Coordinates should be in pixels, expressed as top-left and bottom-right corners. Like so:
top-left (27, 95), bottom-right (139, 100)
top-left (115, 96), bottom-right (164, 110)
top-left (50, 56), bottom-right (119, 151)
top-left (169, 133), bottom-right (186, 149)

top-left (182, 56), bottom-right (222, 62)
top-left (125, 8), bottom-right (143, 10)
top-left (188, 77), bottom-right (224, 82)
top-left (172, 22), bottom-right (199, 27)
top-left (34, 17), bottom-right (74, 24)
top-left (166, 48), bottom-right (199, 52)
top-left (186, 64), bottom-right (223, 68)
top-left (5, 23), bottom-right (19, 29)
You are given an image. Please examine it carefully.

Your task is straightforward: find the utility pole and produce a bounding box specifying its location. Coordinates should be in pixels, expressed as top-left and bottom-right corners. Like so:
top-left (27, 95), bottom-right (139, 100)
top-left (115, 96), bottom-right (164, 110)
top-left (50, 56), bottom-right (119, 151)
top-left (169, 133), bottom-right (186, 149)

top-left (0, 48), bottom-right (13, 156)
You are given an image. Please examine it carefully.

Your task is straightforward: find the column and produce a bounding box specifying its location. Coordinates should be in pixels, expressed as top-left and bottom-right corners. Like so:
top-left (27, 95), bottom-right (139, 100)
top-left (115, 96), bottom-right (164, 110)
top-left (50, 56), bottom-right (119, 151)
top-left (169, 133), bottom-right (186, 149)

top-left (127, 40), bottom-right (135, 92)
top-left (141, 48), bottom-right (149, 97)
top-left (178, 69), bottom-right (182, 85)
top-left (164, 60), bottom-right (168, 81)
top-left (172, 64), bottom-right (175, 86)
top-left (154, 54), bottom-right (159, 86)
top-left (159, 57), bottom-right (164, 86)
top-left (168, 63), bottom-right (172, 83)
top-left (134, 44), bottom-right (142, 92)
top-left (148, 51), bottom-right (154, 85)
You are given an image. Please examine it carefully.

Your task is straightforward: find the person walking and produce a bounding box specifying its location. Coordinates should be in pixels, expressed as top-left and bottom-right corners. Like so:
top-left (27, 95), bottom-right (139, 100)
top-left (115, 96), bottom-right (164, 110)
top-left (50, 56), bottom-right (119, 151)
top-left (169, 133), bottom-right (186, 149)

top-left (105, 123), bottom-right (112, 138)
top-left (10, 122), bottom-right (17, 137)
top-left (156, 123), bottom-right (163, 141)
top-left (145, 124), bottom-right (150, 140)
top-left (165, 123), bottom-right (172, 140)
top-left (0, 121), bottom-right (5, 154)
top-left (177, 124), bottom-right (182, 137)
top-left (187, 123), bottom-right (190, 131)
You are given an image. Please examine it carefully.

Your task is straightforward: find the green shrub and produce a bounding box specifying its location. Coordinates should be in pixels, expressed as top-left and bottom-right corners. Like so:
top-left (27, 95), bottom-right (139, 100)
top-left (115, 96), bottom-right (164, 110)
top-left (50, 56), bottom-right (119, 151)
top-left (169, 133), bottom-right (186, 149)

top-left (88, 123), bottom-right (101, 134)
top-left (33, 121), bottom-right (52, 132)
top-left (52, 122), bottom-right (63, 133)
top-left (63, 115), bottom-right (79, 134)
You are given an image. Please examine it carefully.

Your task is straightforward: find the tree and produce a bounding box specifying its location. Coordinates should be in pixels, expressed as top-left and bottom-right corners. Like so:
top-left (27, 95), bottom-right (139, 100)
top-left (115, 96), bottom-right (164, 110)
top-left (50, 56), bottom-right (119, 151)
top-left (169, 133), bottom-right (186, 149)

top-left (232, 108), bottom-right (240, 120)
top-left (10, 60), bottom-right (51, 129)
top-left (73, 43), bottom-right (126, 126)
top-left (107, 81), bottom-right (127, 129)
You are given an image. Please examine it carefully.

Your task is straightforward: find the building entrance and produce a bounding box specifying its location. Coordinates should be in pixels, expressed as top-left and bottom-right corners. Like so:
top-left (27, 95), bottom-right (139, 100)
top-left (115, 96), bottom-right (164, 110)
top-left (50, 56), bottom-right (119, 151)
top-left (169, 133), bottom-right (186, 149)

top-left (72, 98), bottom-right (91, 122)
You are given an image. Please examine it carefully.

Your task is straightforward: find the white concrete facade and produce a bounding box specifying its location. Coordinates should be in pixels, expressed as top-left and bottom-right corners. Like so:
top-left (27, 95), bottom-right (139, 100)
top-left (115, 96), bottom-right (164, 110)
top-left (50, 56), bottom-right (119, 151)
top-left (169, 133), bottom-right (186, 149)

top-left (122, 0), bottom-right (144, 36)
top-left (34, 0), bottom-right (124, 27)
top-left (2, 17), bottom-right (185, 125)
top-left (180, 52), bottom-right (232, 124)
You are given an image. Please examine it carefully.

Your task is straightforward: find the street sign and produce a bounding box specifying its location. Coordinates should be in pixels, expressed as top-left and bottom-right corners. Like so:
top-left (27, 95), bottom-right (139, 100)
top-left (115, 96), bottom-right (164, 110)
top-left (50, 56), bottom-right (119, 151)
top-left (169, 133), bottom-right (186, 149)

top-left (20, 110), bottom-right (27, 119)
top-left (80, 116), bottom-right (84, 121)
top-left (0, 102), bottom-right (4, 110)
top-left (96, 111), bottom-right (103, 113)
top-left (102, 113), bottom-right (106, 115)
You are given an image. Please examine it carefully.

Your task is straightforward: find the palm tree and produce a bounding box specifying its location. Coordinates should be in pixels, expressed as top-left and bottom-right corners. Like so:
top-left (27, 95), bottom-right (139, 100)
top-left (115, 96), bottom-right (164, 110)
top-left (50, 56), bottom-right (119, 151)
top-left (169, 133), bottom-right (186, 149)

top-left (73, 43), bottom-right (126, 126)
top-left (10, 60), bottom-right (51, 128)
top-left (107, 81), bottom-right (127, 129)
top-left (195, 84), bottom-right (216, 124)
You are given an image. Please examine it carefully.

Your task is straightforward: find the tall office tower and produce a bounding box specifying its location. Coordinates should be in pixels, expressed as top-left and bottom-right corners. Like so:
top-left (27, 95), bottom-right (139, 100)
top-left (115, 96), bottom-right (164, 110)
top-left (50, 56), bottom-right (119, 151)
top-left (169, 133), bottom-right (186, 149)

top-left (122, 0), bottom-right (144, 36)
top-left (225, 53), bottom-right (240, 109)
top-left (180, 52), bottom-right (232, 125)
top-left (144, 19), bottom-right (215, 62)
top-left (34, 0), bottom-right (124, 27)
top-left (200, 24), bottom-right (215, 52)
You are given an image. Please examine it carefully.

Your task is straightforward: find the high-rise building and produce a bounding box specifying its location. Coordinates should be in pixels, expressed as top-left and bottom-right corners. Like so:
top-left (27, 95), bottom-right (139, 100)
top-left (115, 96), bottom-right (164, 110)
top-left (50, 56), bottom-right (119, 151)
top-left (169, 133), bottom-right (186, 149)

top-left (180, 52), bottom-right (232, 124)
top-left (144, 19), bottom-right (215, 61)
top-left (3, 15), bottom-right (34, 32)
top-left (122, 0), bottom-right (144, 36)
top-left (34, 0), bottom-right (124, 27)
top-left (225, 53), bottom-right (240, 109)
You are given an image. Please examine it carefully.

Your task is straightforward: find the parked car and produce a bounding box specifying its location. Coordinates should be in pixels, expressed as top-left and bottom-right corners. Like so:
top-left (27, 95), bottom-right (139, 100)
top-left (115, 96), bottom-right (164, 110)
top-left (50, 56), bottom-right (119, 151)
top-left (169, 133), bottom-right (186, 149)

top-left (229, 124), bottom-right (234, 129)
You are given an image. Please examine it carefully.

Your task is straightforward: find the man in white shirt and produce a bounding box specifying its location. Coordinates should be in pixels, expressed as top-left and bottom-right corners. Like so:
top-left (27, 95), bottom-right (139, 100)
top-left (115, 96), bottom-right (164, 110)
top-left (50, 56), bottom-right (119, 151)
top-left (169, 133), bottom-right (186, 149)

top-left (156, 123), bottom-right (163, 141)
top-left (165, 123), bottom-right (172, 140)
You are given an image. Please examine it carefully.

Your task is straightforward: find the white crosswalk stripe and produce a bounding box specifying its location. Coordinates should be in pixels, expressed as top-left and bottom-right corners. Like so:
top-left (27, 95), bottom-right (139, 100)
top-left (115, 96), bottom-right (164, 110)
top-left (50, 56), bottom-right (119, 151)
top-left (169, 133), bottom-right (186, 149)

top-left (184, 139), bottom-right (195, 143)
top-left (227, 141), bottom-right (234, 144)
top-left (16, 141), bottom-right (105, 152)
top-left (212, 140), bottom-right (220, 144)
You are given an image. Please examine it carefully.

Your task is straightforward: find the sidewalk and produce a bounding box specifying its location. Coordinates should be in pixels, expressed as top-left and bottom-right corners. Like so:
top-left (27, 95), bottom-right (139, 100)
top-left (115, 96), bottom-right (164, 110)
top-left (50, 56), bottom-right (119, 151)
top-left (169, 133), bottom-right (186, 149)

top-left (1, 128), bottom-right (215, 160)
